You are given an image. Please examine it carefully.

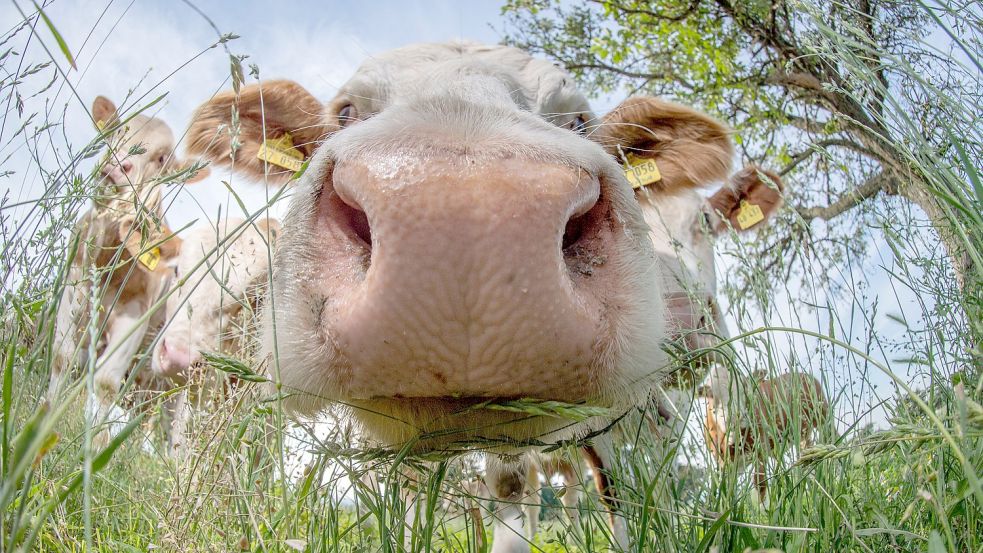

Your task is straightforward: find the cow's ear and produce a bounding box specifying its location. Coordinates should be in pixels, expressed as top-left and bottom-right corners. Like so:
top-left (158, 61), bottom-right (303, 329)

top-left (594, 96), bottom-right (733, 192)
top-left (118, 212), bottom-right (178, 273)
top-left (186, 80), bottom-right (332, 185)
top-left (92, 96), bottom-right (120, 131)
top-left (255, 218), bottom-right (282, 243)
top-left (707, 165), bottom-right (784, 235)
top-left (118, 215), bottom-right (155, 272)
top-left (158, 228), bottom-right (183, 261)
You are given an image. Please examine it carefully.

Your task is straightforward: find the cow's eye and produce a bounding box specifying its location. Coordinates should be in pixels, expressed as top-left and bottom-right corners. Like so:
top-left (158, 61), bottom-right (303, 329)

top-left (338, 104), bottom-right (357, 128)
top-left (158, 154), bottom-right (166, 165)
top-left (571, 114), bottom-right (588, 134)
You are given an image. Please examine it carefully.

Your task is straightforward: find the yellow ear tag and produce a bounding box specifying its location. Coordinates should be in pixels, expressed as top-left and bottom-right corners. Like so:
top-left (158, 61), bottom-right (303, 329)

top-left (736, 200), bottom-right (764, 230)
top-left (257, 132), bottom-right (305, 172)
top-left (622, 154), bottom-right (662, 189)
top-left (138, 247), bottom-right (161, 271)
top-left (95, 119), bottom-right (106, 131)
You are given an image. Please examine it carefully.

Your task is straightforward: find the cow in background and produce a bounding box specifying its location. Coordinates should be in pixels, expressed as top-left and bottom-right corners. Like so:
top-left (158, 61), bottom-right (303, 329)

top-left (699, 371), bottom-right (829, 502)
top-left (50, 95), bottom-right (207, 445)
top-left (154, 218), bottom-right (279, 456)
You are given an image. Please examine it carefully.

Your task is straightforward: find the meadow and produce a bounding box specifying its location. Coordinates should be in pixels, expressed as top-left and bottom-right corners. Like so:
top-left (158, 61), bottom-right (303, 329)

top-left (1, 1), bottom-right (980, 552)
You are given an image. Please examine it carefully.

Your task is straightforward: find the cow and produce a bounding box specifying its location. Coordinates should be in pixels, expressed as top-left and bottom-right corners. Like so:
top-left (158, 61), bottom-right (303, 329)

top-left (154, 218), bottom-right (279, 456)
top-left (514, 163), bottom-right (786, 543)
top-left (698, 371), bottom-right (829, 502)
top-left (185, 41), bottom-right (772, 552)
top-left (50, 95), bottom-right (206, 445)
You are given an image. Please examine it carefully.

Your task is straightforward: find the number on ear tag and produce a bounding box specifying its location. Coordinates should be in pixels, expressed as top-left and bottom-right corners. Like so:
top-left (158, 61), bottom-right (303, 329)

top-left (622, 154), bottom-right (662, 189)
top-left (257, 132), bottom-right (305, 172)
top-left (736, 200), bottom-right (764, 229)
top-left (138, 247), bottom-right (161, 271)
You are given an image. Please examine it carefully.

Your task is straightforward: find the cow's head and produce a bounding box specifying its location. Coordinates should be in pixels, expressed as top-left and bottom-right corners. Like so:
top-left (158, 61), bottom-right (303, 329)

top-left (593, 97), bottom-right (784, 389)
top-left (92, 96), bottom-right (208, 192)
top-left (636, 161), bottom-right (783, 369)
top-left (186, 43), bottom-right (742, 449)
top-left (155, 219), bottom-right (279, 380)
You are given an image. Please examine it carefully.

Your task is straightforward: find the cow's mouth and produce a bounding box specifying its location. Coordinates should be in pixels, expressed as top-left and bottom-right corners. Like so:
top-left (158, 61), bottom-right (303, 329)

top-left (344, 395), bottom-right (612, 451)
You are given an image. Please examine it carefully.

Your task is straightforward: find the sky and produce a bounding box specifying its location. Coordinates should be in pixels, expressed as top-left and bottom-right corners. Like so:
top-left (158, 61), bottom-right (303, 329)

top-left (1, 0), bottom-right (509, 230)
top-left (0, 0), bottom-right (943, 455)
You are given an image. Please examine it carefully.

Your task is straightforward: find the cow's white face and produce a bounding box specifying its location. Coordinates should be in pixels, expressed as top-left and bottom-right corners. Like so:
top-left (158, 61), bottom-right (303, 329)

top-left (187, 42), bottom-right (739, 449)
top-left (641, 189), bottom-right (720, 339)
top-left (91, 96), bottom-right (188, 191)
top-left (155, 220), bottom-right (278, 380)
top-left (642, 163), bottom-right (785, 359)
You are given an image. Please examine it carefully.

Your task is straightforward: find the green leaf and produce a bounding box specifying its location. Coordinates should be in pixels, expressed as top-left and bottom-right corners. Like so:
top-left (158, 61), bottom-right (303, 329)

top-left (695, 508), bottom-right (731, 553)
top-left (202, 351), bottom-right (268, 382)
top-left (927, 531), bottom-right (946, 553)
top-left (464, 398), bottom-right (611, 422)
top-left (33, 2), bottom-right (76, 70)
top-left (90, 412), bottom-right (144, 473)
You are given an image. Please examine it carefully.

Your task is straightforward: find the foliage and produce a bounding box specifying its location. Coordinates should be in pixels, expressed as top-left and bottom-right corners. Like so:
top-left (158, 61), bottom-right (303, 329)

top-left (502, 0), bottom-right (982, 319)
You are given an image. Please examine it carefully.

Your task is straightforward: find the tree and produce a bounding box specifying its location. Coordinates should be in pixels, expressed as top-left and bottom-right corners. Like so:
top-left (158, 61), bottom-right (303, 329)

top-left (502, 0), bottom-right (981, 322)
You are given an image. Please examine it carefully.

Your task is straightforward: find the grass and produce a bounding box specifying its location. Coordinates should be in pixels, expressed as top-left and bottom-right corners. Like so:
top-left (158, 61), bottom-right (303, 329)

top-left (1, 1), bottom-right (981, 552)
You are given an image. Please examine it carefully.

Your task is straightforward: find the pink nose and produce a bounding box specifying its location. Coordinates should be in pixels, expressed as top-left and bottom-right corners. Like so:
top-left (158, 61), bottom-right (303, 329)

top-left (156, 338), bottom-right (196, 378)
top-left (101, 159), bottom-right (133, 184)
top-left (321, 155), bottom-right (607, 400)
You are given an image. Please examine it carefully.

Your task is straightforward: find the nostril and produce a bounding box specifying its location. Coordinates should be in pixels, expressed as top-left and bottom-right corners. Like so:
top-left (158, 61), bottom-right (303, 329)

top-left (562, 189), bottom-right (604, 254)
top-left (326, 192), bottom-right (372, 250)
top-left (345, 201), bottom-right (372, 248)
top-left (122, 160), bottom-right (133, 173)
top-left (562, 212), bottom-right (587, 250)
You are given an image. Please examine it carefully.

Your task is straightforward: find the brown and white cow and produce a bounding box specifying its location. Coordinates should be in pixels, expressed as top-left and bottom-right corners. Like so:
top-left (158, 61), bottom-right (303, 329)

top-left (185, 42), bottom-right (772, 551)
top-left (51, 96), bottom-right (206, 444)
top-left (154, 218), bottom-right (279, 455)
top-left (699, 371), bottom-right (828, 502)
top-left (512, 163), bottom-right (785, 544)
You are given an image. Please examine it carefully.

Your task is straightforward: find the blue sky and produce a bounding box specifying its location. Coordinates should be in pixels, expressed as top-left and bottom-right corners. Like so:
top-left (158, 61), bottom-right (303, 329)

top-left (1, 1), bottom-right (512, 229)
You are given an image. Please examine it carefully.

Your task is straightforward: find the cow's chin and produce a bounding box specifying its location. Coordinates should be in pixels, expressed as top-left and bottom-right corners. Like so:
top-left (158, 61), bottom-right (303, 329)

top-left (270, 333), bottom-right (662, 452)
top-left (345, 397), bottom-right (611, 453)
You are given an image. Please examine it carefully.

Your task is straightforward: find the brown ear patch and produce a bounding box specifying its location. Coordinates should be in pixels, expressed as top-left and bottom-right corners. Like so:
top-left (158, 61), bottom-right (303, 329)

top-left (186, 79), bottom-right (332, 185)
top-left (708, 165), bottom-right (784, 234)
top-left (595, 96), bottom-right (734, 192)
top-left (92, 96), bottom-right (119, 130)
top-left (157, 229), bottom-right (183, 261)
top-left (118, 215), bottom-right (179, 272)
top-left (255, 218), bottom-right (282, 243)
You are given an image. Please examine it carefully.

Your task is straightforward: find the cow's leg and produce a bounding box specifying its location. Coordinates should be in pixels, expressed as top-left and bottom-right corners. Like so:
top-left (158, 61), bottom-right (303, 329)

top-left (485, 455), bottom-right (532, 553)
top-left (524, 463), bottom-right (541, 540)
top-left (753, 460), bottom-right (768, 506)
top-left (50, 282), bottom-right (91, 398)
top-left (557, 459), bottom-right (582, 531)
top-left (91, 300), bottom-right (149, 446)
top-left (582, 439), bottom-right (629, 551)
top-left (165, 387), bottom-right (192, 458)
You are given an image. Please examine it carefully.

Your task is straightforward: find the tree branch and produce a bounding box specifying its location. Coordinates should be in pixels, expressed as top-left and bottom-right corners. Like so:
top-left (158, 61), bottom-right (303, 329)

top-left (781, 138), bottom-right (883, 175)
top-left (590, 0), bottom-right (701, 22)
top-left (796, 171), bottom-right (897, 221)
top-left (785, 114), bottom-right (829, 134)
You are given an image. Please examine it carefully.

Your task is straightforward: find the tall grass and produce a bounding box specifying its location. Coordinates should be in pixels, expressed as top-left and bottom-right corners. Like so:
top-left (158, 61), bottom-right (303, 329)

top-left (1, 1), bottom-right (980, 552)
